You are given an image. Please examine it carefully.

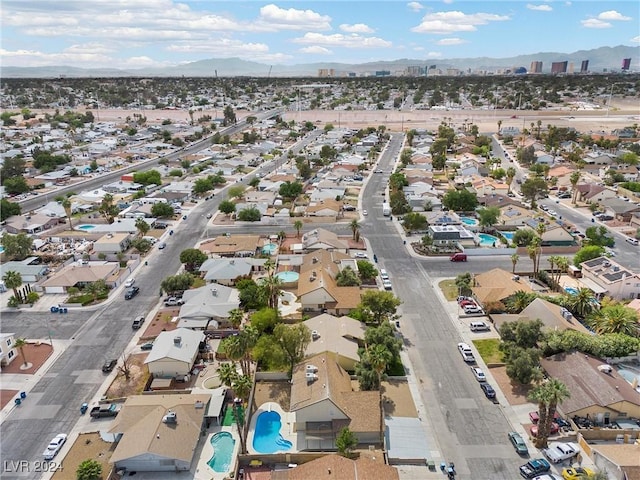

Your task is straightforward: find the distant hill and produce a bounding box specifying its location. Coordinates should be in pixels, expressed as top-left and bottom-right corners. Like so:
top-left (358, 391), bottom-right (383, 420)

top-left (2, 45), bottom-right (637, 78)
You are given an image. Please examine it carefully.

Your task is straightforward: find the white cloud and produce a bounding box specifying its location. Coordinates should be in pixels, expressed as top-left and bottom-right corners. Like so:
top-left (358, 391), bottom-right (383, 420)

top-left (293, 32), bottom-right (392, 49)
top-left (299, 46), bottom-right (332, 55)
top-left (407, 2), bottom-right (423, 12)
top-left (425, 52), bottom-right (443, 58)
top-left (581, 18), bottom-right (611, 29)
top-left (257, 4), bottom-right (331, 30)
top-left (526, 4), bottom-right (553, 12)
top-left (442, 0), bottom-right (454, 4)
top-left (631, 35), bottom-right (640, 44)
top-left (597, 10), bottom-right (631, 21)
top-left (339, 23), bottom-right (374, 34)
top-left (0, 47), bottom-right (169, 69)
top-left (436, 37), bottom-right (467, 46)
top-left (411, 11), bottom-right (510, 34)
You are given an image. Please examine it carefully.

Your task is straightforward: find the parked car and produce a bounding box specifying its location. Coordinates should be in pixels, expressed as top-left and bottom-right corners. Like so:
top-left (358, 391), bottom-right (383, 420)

top-left (124, 286), bottom-right (140, 300)
top-left (530, 422), bottom-right (559, 437)
top-left (450, 253), bottom-right (467, 262)
top-left (626, 237), bottom-right (639, 246)
top-left (206, 213), bottom-right (212, 219)
top-left (520, 458), bottom-right (551, 478)
top-left (132, 316), bottom-right (145, 330)
top-left (457, 343), bottom-right (475, 363)
top-left (102, 359), bottom-right (117, 373)
top-left (459, 300), bottom-right (476, 307)
top-left (480, 382), bottom-right (496, 399)
top-left (531, 476), bottom-right (562, 480)
top-left (355, 252), bottom-right (368, 259)
top-left (463, 305), bottom-right (483, 314)
top-left (542, 442), bottom-right (579, 464)
top-left (508, 431), bottom-right (529, 456)
top-left (164, 297), bottom-right (185, 306)
top-left (382, 279), bottom-right (393, 291)
top-left (140, 342), bottom-right (154, 351)
top-left (90, 404), bottom-right (121, 418)
top-left (124, 278), bottom-right (135, 288)
top-left (470, 367), bottom-right (486, 382)
top-left (561, 467), bottom-right (594, 480)
top-left (158, 242), bottom-right (166, 250)
top-left (470, 321), bottom-right (491, 332)
top-left (362, 209), bottom-right (368, 216)
top-left (43, 434), bottom-right (67, 460)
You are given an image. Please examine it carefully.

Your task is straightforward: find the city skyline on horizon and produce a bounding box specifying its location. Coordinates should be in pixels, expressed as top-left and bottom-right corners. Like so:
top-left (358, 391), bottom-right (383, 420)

top-left (1, 1), bottom-right (639, 71)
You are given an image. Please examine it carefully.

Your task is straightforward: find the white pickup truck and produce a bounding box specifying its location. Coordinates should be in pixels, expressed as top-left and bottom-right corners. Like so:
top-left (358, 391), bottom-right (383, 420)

top-left (542, 442), bottom-right (579, 464)
top-left (457, 342), bottom-right (475, 363)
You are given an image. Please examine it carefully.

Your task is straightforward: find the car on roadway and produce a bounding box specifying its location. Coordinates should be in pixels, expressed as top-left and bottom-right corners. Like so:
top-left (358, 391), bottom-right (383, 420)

top-left (158, 242), bottom-right (166, 250)
top-left (140, 342), bottom-right (154, 351)
top-left (561, 467), bottom-right (594, 480)
top-left (132, 316), bottom-right (145, 330)
top-left (626, 237), bottom-right (639, 246)
top-left (206, 213), bottom-right (212, 219)
top-left (508, 431), bottom-right (529, 456)
top-left (182, 215), bottom-right (188, 220)
top-left (480, 382), bottom-right (496, 399)
top-left (520, 458), bottom-right (551, 478)
top-left (362, 209), bottom-right (368, 216)
top-left (124, 286), bottom-right (140, 300)
top-left (374, 169), bottom-right (384, 173)
top-left (124, 278), bottom-right (135, 288)
top-left (470, 367), bottom-right (486, 382)
top-left (382, 279), bottom-right (393, 291)
top-left (102, 359), bottom-right (117, 373)
top-left (531, 476), bottom-right (562, 480)
top-left (43, 434), bottom-right (67, 460)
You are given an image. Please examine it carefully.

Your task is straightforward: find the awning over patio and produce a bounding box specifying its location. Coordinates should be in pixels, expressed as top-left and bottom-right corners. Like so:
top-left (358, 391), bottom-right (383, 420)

top-left (578, 277), bottom-right (608, 294)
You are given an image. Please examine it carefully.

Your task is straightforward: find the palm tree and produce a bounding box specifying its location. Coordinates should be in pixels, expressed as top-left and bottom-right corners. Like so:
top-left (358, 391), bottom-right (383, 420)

top-left (228, 308), bottom-right (244, 329)
top-left (547, 255), bottom-right (559, 284)
top-left (570, 171), bottom-right (581, 205)
top-left (528, 379), bottom-right (570, 448)
top-left (135, 218), bottom-right (150, 238)
top-left (367, 344), bottom-right (392, 444)
top-left (13, 338), bottom-right (29, 367)
top-left (569, 287), bottom-right (596, 319)
top-left (261, 275), bottom-right (284, 310)
top-left (527, 238), bottom-right (541, 277)
top-left (349, 219), bottom-right (360, 241)
top-left (555, 257), bottom-right (569, 285)
top-left (497, 119), bottom-right (502, 135)
top-left (231, 374), bottom-right (253, 454)
top-left (3, 271), bottom-right (22, 301)
top-left (217, 362), bottom-right (238, 388)
top-left (587, 304), bottom-right (639, 336)
top-left (62, 198), bottom-right (73, 230)
top-left (506, 167), bottom-right (516, 194)
top-left (505, 290), bottom-right (537, 313)
top-left (293, 220), bottom-right (303, 238)
top-left (510, 254), bottom-right (519, 274)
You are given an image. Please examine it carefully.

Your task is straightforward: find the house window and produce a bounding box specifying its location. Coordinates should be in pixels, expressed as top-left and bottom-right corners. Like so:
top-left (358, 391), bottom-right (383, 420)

top-left (8, 351), bottom-right (14, 359)
top-left (6, 339), bottom-right (11, 347)
top-left (617, 412), bottom-right (627, 418)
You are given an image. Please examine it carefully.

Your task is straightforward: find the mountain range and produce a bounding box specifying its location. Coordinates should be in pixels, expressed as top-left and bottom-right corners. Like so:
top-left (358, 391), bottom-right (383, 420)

top-left (2, 45), bottom-right (637, 78)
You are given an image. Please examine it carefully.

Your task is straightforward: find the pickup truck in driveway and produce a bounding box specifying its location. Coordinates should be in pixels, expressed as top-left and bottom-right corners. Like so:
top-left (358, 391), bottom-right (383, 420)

top-left (90, 404), bottom-right (121, 418)
top-left (164, 297), bottom-right (185, 306)
top-left (542, 442), bottom-right (579, 464)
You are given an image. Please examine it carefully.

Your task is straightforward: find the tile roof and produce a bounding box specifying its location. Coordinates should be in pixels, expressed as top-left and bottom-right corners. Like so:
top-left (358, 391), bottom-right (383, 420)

top-left (540, 352), bottom-right (640, 415)
top-left (40, 263), bottom-right (119, 287)
top-left (302, 228), bottom-right (349, 250)
top-left (108, 393), bottom-right (211, 465)
top-left (472, 268), bottom-right (533, 304)
top-left (272, 454), bottom-right (399, 480)
top-left (590, 444), bottom-right (640, 479)
top-left (199, 234), bottom-right (261, 256)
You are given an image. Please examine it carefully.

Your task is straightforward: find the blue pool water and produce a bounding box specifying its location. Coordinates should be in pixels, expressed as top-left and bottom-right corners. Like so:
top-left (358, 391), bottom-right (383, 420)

top-left (565, 287), bottom-right (579, 295)
top-left (0, 246), bottom-right (4, 254)
top-left (207, 432), bottom-right (235, 472)
top-left (252, 410), bottom-right (292, 454)
top-left (262, 243), bottom-right (278, 255)
top-left (478, 233), bottom-right (499, 247)
top-left (460, 217), bottom-right (478, 226)
top-left (275, 271), bottom-right (299, 283)
top-left (501, 232), bottom-right (515, 241)
top-left (77, 224), bottom-right (97, 231)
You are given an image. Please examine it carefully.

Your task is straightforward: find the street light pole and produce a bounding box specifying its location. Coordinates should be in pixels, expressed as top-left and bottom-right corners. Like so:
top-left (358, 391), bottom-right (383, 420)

top-left (45, 316), bottom-right (53, 346)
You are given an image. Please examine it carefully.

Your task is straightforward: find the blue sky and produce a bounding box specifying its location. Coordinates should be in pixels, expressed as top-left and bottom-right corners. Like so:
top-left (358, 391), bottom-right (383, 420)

top-left (1, 1), bottom-right (638, 69)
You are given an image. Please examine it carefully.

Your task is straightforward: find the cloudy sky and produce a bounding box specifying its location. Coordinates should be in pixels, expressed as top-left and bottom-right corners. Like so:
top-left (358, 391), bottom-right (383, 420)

top-left (2, 0), bottom-right (638, 69)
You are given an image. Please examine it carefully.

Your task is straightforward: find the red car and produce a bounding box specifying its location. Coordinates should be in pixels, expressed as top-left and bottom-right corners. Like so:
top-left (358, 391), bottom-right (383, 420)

top-left (529, 411), bottom-right (560, 424)
top-left (459, 300), bottom-right (476, 307)
top-left (530, 422), bottom-right (559, 437)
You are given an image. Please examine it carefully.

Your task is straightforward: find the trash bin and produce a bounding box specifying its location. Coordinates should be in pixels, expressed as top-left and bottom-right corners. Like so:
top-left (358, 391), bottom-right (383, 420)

top-left (20, 392), bottom-right (26, 399)
top-left (62, 307), bottom-right (68, 314)
top-left (14, 398), bottom-right (21, 406)
top-left (50, 306), bottom-right (59, 313)
top-left (59, 308), bottom-right (64, 314)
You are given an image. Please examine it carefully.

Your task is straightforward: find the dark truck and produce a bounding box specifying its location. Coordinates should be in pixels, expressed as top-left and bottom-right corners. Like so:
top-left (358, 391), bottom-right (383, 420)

top-left (90, 403), bottom-right (121, 419)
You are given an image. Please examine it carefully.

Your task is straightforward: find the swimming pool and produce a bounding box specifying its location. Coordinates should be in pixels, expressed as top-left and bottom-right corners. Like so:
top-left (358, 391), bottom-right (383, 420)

top-left (500, 231), bottom-right (515, 241)
top-left (252, 410), bottom-right (292, 454)
top-left (478, 233), bottom-right (499, 247)
top-left (262, 243), bottom-right (278, 255)
top-left (565, 287), bottom-right (579, 295)
top-left (76, 224), bottom-right (97, 231)
top-left (460, 217), bottom-right (478, 226)
top-left (207, 431), bottom-right (235, 473)
top-left (276, 271), bottom-right (299, 283)
top-left (0, 246), bottom-right (4, 254)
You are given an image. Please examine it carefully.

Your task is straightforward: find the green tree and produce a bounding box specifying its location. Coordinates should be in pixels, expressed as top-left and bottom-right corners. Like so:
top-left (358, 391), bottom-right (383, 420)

top-left (368, 343), bottom-right (392, 443)
top-left (98, 193), bottom-right (118, 224)
top-left (13, 338), bottom-right (28, 367)
top-left (477, 206), bottom-right (500, 230)
top-left (249, 307), bottom-right (279, 334)
top-left (335, 266), bottom-right (361, 286)
top-left (160, 273), bottom-right (194, 296)
top-left (0, 199), bottom-right (21, 221)
top-left (132, 169), bottom-right (161, 185)
top-left (273, 323), bottom-right (311, 377)
top-left (349, 219), bottom-right (360, 241)
top-left (249, 177), bottom-right (260, 188)
top-left (236, 279), bottom-right (268, 310)
top-left (217, 362), bottom-right (238, 388)
top-left (569, 171), bottom-right (581, 204)
top-left (402, 212), bottom-right (428, 232)
top-left (499, 318), bottom-right (544, 348)
top-left (504, 291), bottom-right (539, 314)
top-left (587, 304), bottom-right (639, 336)
top-left (511, 253), bottom-right (519, 273)
top-left (223, 105), bottom-right (236, 126)
top-left (293, 220), bottom-right (303, 238)
top-left (573, 245), bottom-right (605, 266)
top-left (278, 181), bottom-right (303, 200)
top-left (442, 190), bottom-right (478, 211)
top-left (584, 226), bottom-right (614, 247)
top-left (455, 272), bottom-right (473, 296)
top-left (528, 379), bottom-right (570, 448)
top-left (62, 198), bottom-right (73, 230)
top-left (1, 233), bottom-right (33, 261)
top-left (150, 202), bottom-right (174, 218)
top-left (356, 260), bottom-right (377, 281)
top-left (223, 327), bottom-right (259, 377)
top-left (3, 271), bottom-right (23, 302)
top-left (135, 218), bottom-right (150, 237)
top-left (513, 229), bottom-right (536, 247)
top-left (218, 199), bottom-right (236, 216)
top-left (237, 206), bottom-right (261, 221)
top-left (228, 185), bottom-right (245, 199)
top-left (76, 459), bottom-right (102, 480)
top-left (336, 427), bottom-right (358, 458)
top-left (0, 157), bottom-right (26, 181)
top-left (504, 346), bottom-right (543, 385)
top-left (506, 167), bottom-right (516, 194)
top-left (3, 177), bottom-right (29, 194)
top-left (179, 248), bottom-right (208, 272)
top-left (228, 308), bottom-right (244, 329)
top-left (521, 177), bottom-right (548, 208)
top-left (356, 290), bottom-right (402, 325)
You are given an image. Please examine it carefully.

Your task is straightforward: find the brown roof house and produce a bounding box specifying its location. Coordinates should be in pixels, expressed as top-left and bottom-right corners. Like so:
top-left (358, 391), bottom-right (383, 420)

top-left (590, 444), bottom-right (640, 480)
top-left (4, 212), bottom-right (62, 234)
top-left (40, 261), bottom-right (120, 294)
top-left (472, 268), bottom-right (534, 305)
top-left (108, 393), bottom-right (211, 472)
top-left (290, 352), bottom-right (381, 447)
top-left (297, 250), bottom-right (361, 315)
top-left (271, 454), bottom-right (399, 480)
top-left (303, 314), bottom-right (366, 371)
top-left (518, 298), bottom-right (591, 334)
top-left (305, 198), bottom-right (342, 218)
top-left (199, 234), bottom-right (261, 257)
top-left (540, 352), bottom-right (640, 421)
top-left (301, 228), bottom-right (349, 252)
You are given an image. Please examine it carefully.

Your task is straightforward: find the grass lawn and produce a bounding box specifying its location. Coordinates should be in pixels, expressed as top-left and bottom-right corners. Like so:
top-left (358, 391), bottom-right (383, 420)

top-left (439, 279), bottom-right (459, 301)
top-left (192, 276), bottom-right (206, 288)
top-left (472, 338), bottom-right (504, 365)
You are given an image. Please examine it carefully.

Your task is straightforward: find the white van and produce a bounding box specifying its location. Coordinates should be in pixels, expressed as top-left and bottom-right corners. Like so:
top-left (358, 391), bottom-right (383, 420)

top-left (626, 237), bottom-right (639, 246)
top-left (470, 321), bottom-right (490, 332)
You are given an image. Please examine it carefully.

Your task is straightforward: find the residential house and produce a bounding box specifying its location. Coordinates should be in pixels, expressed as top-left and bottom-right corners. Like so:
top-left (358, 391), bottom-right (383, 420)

top-left (575, 184), bottom-right (616, 204)
top-left (40, 261), bottom-right (120, 294)
top-left (302, 228), bottom-right (349, 253)
top-left (199, 257), bottom-right (266, 285)
top-left (303, 314), bottom-right (366, 371)
top-left (472, 268), bottom-right (535, 305)
top-left (0, 333), bottom-right (18, 367)
top-left (178, 283), bottom-right (241, 330)
top-left (518, 298), bottom-right (591, 334)
top-left (306, 199), bottom-right (342, 218)
top-left (499, 205), bottom-right (534, 227)
top-left (244, 190), bottom-right (277, 205)
top-left (290, 352), bottom-right (380, 446)
top-left (583, 152), bottom-right (616, 165)
top-left (199, 235), bottom-right (261, 257)
top-left (309, 186), bottom-right (347, 203)
top-left (108, 393), bottom-right (211, 472)
top-left (540, 352), bottom-right (640, 420)
top-left (589, 444), bottom-right (640, 480)
top-left (144, 328), bottom-right (205, 378)
top-left (271, 455), bottom-right (399, 480)
top-left (0, 258), bottom-right (49, 283)
top-left (428, 225), bottom-right (475, 247)
top-left (297, 250), bottom-right (361, 315)
top-left (4, 213), bottom-right (62, 234)
top-left (601, 198), bottom-right (640, 222)
top-left (579, 257), bottom-right (640, 300)
top-left (534, 152), bottom-right (555, 165)
top-left (539, 224), bottom-right (576, 246)
top-left (93, 233), bottom-right (132, 254)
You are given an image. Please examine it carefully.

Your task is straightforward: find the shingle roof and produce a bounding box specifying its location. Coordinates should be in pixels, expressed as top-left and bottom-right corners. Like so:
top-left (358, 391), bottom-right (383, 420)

top-left (179, 284), bottom-right (240, 320)
top-left (199, 234), bottom-right (261, 255)
top-left (472, 268), bottom-right (533, 304)
top-left (40, 263), bottom-right (119, 287)
top-left (303, 314), bottom-right (365, 363)
top-left (520, 298), bottom-right (590, 334)
top-left (144, 328), bottom-right (205, 365)
top-left (272, 454), bottom-right (400, 480)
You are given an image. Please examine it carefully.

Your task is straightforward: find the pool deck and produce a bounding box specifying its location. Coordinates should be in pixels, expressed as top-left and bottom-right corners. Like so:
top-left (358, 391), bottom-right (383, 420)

top-left (247, 402), bottom-right (299, 455)
top-left (194, 426), bottom-right (240, 480)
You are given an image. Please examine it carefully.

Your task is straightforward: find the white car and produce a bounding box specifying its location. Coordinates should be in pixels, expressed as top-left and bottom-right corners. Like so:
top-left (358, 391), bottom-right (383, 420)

top-left (355, 252), bottom-right (368, 259)
top-left (471, 367), bottom-right (486, 382)
top-left (362, 210), bottom-right (368, 216)
top-left (382, 279), bottom-right (393, 291)
top-left (124, 278), bottom-right (135, 288)
top-left (543, 442), bottom-right (579, 464)
top-left (463, 305), bottom-right (483, 314)
top-left (43, 434), bottom-right (67, 460)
